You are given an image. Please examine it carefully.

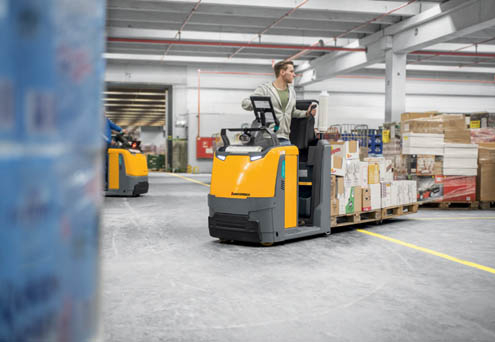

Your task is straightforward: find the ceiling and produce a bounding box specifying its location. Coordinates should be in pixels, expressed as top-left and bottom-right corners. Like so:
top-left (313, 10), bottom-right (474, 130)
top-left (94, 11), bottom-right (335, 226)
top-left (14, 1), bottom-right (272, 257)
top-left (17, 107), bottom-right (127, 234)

top-left (104, 0), bottom-right (495, 125)
top-left (106, 0), bottom-right (495, 66)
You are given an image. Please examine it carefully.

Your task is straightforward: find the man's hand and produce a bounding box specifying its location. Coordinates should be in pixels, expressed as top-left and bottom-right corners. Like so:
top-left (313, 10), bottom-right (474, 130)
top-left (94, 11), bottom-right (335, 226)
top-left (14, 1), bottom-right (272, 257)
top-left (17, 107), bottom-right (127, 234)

top-left (122, 129), bottom-right (128, 134)
top-left (307, 104), bottom-right (317, 117)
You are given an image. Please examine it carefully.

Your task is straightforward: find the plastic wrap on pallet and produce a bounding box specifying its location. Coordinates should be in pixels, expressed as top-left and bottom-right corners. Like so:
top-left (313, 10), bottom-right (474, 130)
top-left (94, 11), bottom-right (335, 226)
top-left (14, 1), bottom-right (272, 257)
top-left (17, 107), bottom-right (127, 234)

top-left (442, 176), bottom-right (476, 202)
top-left (470, 128), bottom-right (495, 143)
top-left (1, 1), bottom-right (105, 340)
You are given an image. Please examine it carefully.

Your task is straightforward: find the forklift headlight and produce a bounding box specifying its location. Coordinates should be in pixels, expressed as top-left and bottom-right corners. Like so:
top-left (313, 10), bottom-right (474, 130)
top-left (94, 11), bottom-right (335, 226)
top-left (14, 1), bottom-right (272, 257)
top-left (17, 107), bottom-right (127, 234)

top-left (216, 154), bottom-right (226, 161)
top-left (250, 155), bottom-right (262, 161)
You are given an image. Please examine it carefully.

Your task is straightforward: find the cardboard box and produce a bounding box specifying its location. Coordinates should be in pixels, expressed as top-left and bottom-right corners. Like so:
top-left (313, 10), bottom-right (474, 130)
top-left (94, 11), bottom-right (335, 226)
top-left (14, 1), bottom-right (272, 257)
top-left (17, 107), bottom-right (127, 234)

top-left (331, 199), bottom-right (339, 217)
top-left (331, 140), bottom-right (359, 160)
top-left (443, 168), bottom-right (477, 176)
top-left (478, 162), bottom-right (495, 201)
top-left (331, 155), bottom-right (345, 176)
top-left (344, 159), bottom-right (361, 187)
top-left (402, 117), bottom-right (443, 134)
top-left (417, 175), bottom-right (444, 202)
top-left (369, 183), bottom-right (381, 210)
top-left (443, 176), bottom-right (476, 202)
top-left (368, 163), bottom-right (380, 184)
top-left (354, 186), bottom-right (362, 213)
top-left (337, 176), bottom-right (345, 197)
top-left (359, 162), bottom-right (368, 188)
top-left (401, 112), bottom-right (437, 122)
top-left (444, 129), bottom-right (471, 144)
top-left (343, 186), bottom-right (362, 214)
top-left (439, 114), bottom-right (467, 130)
top-left (380, 159), bottom-right (394, 183)
top-left (390, 181), bottom-right (400, 207)
top-left (443, 143), bottom-right (478, 159)
top-left (343, 186), bottom-right (354, 214)
top-left (408, 180), bottom-right (418, 204)
top-left (380, 182), bottom-right (392, 208)
top-left (443, 158), bottom-right (478, 169)
top-left (478, 142), bottom-right (495, 163)
top-left (362, 187), bottom-right (371, 211)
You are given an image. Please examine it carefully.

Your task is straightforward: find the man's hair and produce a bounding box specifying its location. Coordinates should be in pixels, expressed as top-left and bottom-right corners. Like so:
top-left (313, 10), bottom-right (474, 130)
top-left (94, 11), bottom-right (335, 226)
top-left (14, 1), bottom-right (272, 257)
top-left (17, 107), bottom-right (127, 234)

top-left (273, 60), bottom-right (294, 78)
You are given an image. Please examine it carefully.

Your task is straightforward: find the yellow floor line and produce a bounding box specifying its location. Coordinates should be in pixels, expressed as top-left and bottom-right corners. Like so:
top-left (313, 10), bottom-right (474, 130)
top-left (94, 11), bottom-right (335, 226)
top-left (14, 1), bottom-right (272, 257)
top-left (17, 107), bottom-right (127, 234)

top-left (410, 217), bottom-right (495, 221)
top-left (165, 172), bottom-right (210, 188)
top-left (357, 229), bottom-right (495, 275)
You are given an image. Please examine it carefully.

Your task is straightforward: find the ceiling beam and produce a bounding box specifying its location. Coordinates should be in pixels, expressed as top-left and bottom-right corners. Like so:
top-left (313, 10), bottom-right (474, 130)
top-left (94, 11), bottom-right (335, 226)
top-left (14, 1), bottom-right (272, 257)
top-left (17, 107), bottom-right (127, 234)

top-left (296, 0), bottom-right (495, 86)
top-left (107, 0), bottom-right (437, 16)
top-left (393, 0), bottom-right (495, 53)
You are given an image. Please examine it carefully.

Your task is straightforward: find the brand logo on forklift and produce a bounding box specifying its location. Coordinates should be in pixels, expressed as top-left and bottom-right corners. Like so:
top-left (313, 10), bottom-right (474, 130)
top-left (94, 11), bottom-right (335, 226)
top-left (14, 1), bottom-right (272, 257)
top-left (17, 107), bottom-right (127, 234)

top-left (232, 192), bottom-right (250, 197)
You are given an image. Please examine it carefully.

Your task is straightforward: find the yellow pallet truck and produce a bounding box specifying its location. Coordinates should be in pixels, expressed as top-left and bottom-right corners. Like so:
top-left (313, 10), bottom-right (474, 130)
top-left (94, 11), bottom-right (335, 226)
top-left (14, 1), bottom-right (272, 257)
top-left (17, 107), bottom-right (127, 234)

top-left (105, 133), bottom-right (149, 197)
top-left (208, 96), bottom-right (331, 245)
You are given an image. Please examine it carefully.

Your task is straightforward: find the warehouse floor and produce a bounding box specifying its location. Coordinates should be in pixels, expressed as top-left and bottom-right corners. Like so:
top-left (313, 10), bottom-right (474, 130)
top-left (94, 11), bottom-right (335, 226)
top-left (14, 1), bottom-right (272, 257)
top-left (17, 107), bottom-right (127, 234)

top-left (102, 173), bottom-right (495, 342)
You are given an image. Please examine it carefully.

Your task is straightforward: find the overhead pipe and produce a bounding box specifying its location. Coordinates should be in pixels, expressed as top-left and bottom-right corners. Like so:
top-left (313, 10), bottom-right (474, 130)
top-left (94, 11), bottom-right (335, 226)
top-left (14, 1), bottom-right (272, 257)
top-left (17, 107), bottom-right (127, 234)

top-left (164, 0), bottom-right (202, 56)
top-left (409, 36), bottom-right (495, 65)
top-left (409, 50), bottom-right (495, 58)
top-left (108, 37), bottom-right (367, 52)
top-left (286, 0), bottom-right (418, 61)
top-left (229, 0), bottom-right (309, 59)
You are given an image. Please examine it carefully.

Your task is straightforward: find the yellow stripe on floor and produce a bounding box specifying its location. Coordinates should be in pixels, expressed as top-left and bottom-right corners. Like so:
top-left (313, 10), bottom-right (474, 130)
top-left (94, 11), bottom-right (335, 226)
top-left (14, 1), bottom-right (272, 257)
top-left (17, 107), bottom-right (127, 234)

top-left (357, 229), bottom-right (495, 275)
top-left (166, 172), bottom-right (210, 188)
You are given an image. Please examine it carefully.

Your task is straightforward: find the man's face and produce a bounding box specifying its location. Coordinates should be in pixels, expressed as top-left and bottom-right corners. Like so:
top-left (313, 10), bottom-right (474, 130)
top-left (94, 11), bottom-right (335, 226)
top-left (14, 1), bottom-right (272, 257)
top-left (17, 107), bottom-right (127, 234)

top-left (281, 65), bottom-right (295, 84)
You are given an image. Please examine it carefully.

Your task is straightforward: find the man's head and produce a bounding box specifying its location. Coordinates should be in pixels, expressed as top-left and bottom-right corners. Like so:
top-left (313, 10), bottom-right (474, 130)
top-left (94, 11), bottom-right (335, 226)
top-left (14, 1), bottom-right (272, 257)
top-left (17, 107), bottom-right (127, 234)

top-left (274, 60), bottom-right (295, 84)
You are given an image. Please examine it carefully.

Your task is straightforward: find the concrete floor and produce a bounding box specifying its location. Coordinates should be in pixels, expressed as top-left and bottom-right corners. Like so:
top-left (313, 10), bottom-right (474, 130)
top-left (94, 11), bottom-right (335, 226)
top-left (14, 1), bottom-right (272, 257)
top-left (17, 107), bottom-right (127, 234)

top-left (102, 173), bottom-right (495, 342)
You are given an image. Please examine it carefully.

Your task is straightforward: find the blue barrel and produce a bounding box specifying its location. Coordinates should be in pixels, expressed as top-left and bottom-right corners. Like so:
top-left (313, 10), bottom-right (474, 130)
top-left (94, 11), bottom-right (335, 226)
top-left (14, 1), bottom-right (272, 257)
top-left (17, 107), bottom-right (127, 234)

top-left (0, 0), bottom-right (105, 340)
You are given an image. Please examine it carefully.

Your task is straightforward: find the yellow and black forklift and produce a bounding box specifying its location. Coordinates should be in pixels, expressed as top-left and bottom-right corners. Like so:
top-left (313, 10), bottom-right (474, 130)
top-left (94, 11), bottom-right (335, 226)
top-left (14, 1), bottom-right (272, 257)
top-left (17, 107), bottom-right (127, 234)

top-left (105, 132), bottom-right (149, 197)
top-left (208, 96), bottom-right (331, 245)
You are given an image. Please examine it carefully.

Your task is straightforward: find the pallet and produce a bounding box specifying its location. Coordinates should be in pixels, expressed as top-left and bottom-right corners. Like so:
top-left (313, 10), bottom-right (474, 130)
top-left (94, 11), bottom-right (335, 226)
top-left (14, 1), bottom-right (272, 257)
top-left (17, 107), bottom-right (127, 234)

top-left (381, 203), bottom-right (419, 219)
top-left (480, 201), bottom-right (495, 210)
top-left (331, 209), bottom-right (381, 228)
top-left (419, 201), bottom-right (479, 210)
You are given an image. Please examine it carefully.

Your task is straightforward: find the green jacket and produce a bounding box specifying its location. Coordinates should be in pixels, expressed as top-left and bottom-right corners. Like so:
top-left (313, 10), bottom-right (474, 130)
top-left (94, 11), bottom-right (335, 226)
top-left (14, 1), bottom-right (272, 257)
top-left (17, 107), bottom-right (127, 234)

top-left (241, 82), bottom-right (307, 140)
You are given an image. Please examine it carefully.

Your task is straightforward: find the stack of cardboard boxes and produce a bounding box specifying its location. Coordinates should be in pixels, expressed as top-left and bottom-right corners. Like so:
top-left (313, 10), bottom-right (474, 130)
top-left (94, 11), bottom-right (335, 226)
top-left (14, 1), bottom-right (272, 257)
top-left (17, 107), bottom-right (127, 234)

top-left (398, 112), bottom-right (478, 203)
top-left (477, 143), bottom-right (495, 203)
top-left (330, 141), bottom-right (417, 216)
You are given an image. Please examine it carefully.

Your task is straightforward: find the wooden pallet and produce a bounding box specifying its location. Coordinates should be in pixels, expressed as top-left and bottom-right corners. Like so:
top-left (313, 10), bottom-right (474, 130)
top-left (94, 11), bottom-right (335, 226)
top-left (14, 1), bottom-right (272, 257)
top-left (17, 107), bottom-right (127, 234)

top-left (419, 201), bottom-right (479, 210)
top-left (381, 203), bottom-right (419, 219)
top-left (331, 209), bottom-right (382, 228)
top-left (480, 201), bottom-right (495, 210)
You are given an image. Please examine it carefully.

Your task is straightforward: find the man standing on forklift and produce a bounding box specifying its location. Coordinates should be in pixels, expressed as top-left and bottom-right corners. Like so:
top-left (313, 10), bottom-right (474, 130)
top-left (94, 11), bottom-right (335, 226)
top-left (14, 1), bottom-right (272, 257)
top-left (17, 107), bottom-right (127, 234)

top-left (241, 60), bottom-right (316, 145)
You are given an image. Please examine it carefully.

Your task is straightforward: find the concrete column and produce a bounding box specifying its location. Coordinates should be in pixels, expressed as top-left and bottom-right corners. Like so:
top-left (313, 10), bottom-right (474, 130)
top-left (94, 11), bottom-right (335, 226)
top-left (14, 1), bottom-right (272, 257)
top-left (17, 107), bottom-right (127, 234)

top-left (385, 50), bottom-right (407, 123)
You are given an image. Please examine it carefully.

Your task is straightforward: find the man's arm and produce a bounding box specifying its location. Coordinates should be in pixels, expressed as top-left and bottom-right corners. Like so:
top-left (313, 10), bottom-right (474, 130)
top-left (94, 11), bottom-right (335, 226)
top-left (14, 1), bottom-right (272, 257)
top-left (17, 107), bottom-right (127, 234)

top-left (291, 106), bottom-right (308, 119)
top-left (108, 118), bottom-right (123, 132)
top-left (241, 85), bottom-right (267, 111)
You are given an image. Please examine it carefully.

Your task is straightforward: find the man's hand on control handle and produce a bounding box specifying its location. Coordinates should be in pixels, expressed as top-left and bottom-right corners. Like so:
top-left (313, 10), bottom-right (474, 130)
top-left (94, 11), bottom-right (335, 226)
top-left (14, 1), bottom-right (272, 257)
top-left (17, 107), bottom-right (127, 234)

top-left (306, 104), bottom-right (317, 117)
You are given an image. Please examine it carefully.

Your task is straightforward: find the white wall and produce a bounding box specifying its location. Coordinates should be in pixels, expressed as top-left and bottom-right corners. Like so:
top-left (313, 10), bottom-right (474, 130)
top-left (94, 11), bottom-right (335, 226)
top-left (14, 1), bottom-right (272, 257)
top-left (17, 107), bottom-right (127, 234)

top-left (140, 126), bottom-right (165, 148)
top-left (105, 60), bottom-right (495, 173)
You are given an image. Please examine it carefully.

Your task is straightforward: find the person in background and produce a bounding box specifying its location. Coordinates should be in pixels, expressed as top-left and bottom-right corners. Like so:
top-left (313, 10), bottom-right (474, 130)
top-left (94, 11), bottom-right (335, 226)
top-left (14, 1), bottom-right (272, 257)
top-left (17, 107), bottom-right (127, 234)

top-left (104, 116), bottom-right (127, 148)
top-left (241, 60), bottom-right (316, 146)
top-left (103, 116), bottom-right (127, 190)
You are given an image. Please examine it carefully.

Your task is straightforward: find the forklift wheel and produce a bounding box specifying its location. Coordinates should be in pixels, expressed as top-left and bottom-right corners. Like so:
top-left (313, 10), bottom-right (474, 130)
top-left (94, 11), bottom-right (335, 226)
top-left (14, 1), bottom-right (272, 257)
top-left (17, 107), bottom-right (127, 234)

top-left (260, 242), bottom-right (273, 247)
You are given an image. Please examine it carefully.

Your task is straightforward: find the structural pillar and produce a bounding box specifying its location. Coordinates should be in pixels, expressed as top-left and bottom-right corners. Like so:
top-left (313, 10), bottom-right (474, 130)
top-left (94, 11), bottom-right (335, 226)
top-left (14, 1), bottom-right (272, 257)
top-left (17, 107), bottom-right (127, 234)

top-left (385, 50), bottom-right (407, 123)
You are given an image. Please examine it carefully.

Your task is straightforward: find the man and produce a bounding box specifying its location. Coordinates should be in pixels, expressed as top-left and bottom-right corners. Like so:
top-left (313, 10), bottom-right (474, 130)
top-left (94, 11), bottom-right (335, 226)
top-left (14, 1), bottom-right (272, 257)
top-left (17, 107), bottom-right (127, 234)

top-left (241, 60), bottom-right (316, 145)
top-left (104, 116), bottom-right (127, 148)
top-left (103, 116), bottom-right (126, 190)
